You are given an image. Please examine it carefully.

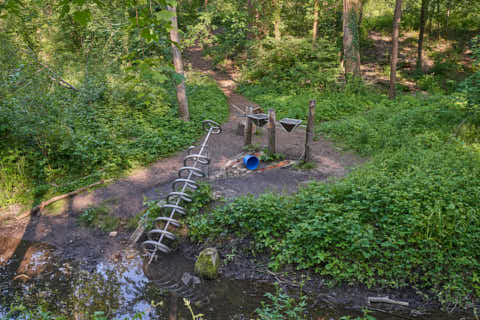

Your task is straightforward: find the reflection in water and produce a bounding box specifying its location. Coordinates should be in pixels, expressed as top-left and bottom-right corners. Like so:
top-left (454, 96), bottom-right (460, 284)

top-left (0, 238), bottom-right (473, 319)
top-left (0, 237), bottom-right (22, 266)
top-left (0, 239), bottom-right (277, 319)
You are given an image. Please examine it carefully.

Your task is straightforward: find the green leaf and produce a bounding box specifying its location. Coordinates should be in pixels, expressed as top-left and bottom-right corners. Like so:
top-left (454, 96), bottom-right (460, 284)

top-left (152, 72), bottom-right (168, 83)
top-left (72, 9), bottom-right (91, 26)
top-left (155, 10), bottom-right (175, 21)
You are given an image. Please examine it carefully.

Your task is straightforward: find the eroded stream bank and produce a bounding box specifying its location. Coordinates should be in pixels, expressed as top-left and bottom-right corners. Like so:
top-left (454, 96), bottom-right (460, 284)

top-left (0, 237), bottom-right (474, 319)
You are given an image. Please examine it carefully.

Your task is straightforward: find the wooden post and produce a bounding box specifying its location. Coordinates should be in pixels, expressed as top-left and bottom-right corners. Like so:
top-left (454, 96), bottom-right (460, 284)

top-left (267, 109), bottom-right (276, 155)
top-left (304, 100), bottom-right (316, 162)
top-left (244, 106), bottom-right (253, 146)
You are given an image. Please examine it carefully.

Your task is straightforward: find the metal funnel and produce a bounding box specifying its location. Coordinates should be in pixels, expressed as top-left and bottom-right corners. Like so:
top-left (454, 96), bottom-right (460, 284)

top-left (247, 113), bottom-right (268, 127)
top-left (279, 118), bottom-right (302, 132)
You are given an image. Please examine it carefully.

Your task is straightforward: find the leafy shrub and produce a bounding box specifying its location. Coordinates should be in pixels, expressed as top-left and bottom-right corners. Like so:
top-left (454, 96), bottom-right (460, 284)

top-left (238, 84), bottom-right (381, 123)
top-left (457, 36), bottom-right (480, 122)
top-left (363, 14), bottom-right (394, 34)
top-left (79, 206), bottom-right (119, 232)
top-left (320, 94), bottom-right (461, 155)
top-left (255, 284), bottom-right (307, 320)
top-left (416, 73), bottom-right (444, 94)
top-left (243, 37), bottom-right (339, 91)
top-left (208, 8), bottom-right (249, 64)
top-left (183, 1), bottom-right (249, 64)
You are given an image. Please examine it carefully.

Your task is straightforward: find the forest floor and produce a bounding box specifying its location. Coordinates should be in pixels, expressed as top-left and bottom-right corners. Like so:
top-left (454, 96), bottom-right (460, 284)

top-left (0, 46), bottom-right (361, 266)
top-left (361, 30), bottom-right (474, 91)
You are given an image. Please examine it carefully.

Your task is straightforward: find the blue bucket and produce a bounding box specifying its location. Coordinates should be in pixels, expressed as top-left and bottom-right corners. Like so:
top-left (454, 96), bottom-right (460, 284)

top-left (243, 155), bottom-right (259, 170)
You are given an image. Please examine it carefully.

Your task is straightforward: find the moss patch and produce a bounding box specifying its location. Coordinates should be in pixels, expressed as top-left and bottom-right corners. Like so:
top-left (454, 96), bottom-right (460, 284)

top-left (194, 248), bottom-right (220, 279)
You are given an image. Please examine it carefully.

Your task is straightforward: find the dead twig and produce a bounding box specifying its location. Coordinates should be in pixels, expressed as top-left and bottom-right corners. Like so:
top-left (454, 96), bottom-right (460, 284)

top-left (230, 103), bottom-right (246, 114)
top-left (21, 48), bottom-right (79, 91)
top-left (265, 270), bottom-right (300, 287)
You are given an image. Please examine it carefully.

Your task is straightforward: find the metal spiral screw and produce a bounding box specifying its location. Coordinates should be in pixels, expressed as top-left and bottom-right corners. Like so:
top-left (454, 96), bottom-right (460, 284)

top-left (142, 120), bottom-right (222, 263)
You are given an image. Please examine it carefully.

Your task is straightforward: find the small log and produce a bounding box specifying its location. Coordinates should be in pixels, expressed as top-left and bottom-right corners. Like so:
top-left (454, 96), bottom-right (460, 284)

top-left (304, 100), bottom-right (316, 162)
top-left (22, 49), bottom-right (78, 91)
top-left (267, 109), bottom-right (276, 155)
top-left (29, 179), bottom-right (112, 216)
top-left (129, 224), bottom-right (146, 247)
top-left (368, 296), bottom-right (409, 307)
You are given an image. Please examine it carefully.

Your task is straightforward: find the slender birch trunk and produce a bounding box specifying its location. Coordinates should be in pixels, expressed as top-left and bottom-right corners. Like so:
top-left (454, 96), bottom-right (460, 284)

top-left (417, 0), bottom-right (429, 71)
top-left (167, 5), bottom-right (190, 121)
top-left (312, 0), bottom-right (319, 46)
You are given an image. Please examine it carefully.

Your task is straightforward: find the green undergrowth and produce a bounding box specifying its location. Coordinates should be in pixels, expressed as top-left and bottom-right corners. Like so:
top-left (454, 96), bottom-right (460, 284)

top-left (188, 92), bottom-right (480, 307)
top-left (0, 68), bottom-right (228, 208)
top-left (79, 204), bottom-right (119, 233)
top-left (242, 37), bottom-right (340, 92)
top-left (237, 82), bottom-right (384, 123)
top-left (255, 284), bottom-right (307, 320)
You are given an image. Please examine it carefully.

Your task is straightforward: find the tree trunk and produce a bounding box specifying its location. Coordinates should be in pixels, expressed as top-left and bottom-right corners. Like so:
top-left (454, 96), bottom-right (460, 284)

top-left (247, 0), bottom-right (255, 39)
top-left (389, 0), bottom-right (403, 99)
top-left (426, 1), bottom-right (432, 35)
top-left (417, 0), bottom-right (428, 71)
top-left (312, 0), bottom-right (319, 45)
top-left (435, 0), bottom-right (440, 39)
top-left (343, 0), bottom-right (361, 78)
top-left (445, 0), bottom-right (450, 37)
top-left (204, 0), bottom-right (208, 10)
top-left (255, 4), bottom-right (262, 40)
top-left (167, 5), bottom-right (190, 121)
top-left (273, 0), bottom-right (282, 41)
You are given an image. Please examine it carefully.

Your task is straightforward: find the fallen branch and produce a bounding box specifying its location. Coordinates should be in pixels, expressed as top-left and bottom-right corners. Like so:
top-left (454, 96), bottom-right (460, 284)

top-left (265, 270), bottom-right (300, 287)
top-left (29, 179), bottom-right (112, 216)
top-left (21, 48), bottom-right (78, 91)
top-left (368, 296), bottom-right (409, 307)
top-left (255, 160), bottom-right (292, 172)
top-left (43, 67), bottom-right (79, 91)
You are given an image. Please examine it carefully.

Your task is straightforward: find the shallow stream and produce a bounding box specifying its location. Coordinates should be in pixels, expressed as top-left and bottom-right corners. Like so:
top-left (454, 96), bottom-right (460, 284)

top-left (0, 237), bottom-right (472, 319)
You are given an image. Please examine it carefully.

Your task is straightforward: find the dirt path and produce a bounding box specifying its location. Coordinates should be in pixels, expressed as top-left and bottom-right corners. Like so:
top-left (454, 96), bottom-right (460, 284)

top-left (0, 48), bottom-right (362, 264)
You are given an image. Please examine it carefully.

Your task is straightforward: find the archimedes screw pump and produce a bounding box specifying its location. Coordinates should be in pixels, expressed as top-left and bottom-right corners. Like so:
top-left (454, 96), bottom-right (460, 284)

top-left (142, 120), bottom-right (222, 263)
